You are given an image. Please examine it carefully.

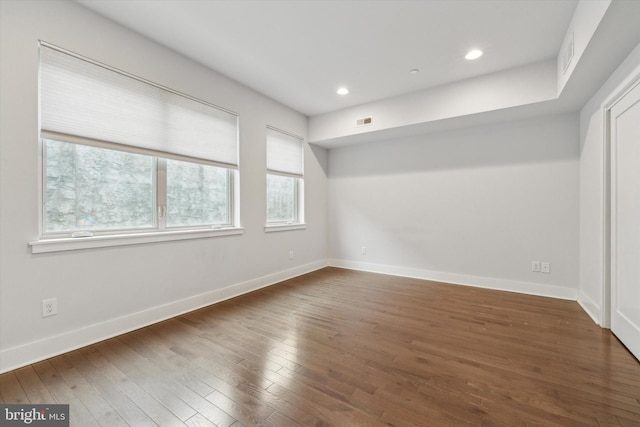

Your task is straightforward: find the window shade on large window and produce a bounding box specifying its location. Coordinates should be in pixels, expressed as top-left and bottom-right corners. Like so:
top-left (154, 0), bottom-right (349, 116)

top-left (39, 43), bottom-right (238, 167)
top-left (266, 127), bottom-right (303, 177)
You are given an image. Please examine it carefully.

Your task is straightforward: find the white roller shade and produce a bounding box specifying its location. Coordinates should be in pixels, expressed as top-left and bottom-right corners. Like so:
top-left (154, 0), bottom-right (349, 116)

top-left (266, 127), bottom-right (303, 177)
top-left (40, 43), bottom-right (238, 167)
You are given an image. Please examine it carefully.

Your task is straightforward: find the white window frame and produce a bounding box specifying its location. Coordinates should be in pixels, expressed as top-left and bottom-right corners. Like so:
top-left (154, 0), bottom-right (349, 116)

top-left (265, 126), bottom-right (306, 232)
top-left (31, 42), bottom-right (243, 253)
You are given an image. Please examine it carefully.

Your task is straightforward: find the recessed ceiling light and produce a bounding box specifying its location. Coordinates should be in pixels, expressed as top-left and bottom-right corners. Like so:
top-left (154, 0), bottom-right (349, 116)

top-left (409, 69), bottom-right (419, 75)
top-left (337, 87), bottom-right (349, 95)
top-left (465, 49), bottom-right (483, 60)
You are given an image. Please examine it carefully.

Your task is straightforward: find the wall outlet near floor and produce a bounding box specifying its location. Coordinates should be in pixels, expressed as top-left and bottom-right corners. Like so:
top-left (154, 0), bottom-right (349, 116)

top-left (541, 262), bottom-right (551, 273)
top-left (289, 250), bottom-right (294, 260)
top-left (361, 246), bottom-right (367, 255)
top-left (531, 261), bottom-right (541, 272)
top-left (42, 298), bottom-right (58, 317)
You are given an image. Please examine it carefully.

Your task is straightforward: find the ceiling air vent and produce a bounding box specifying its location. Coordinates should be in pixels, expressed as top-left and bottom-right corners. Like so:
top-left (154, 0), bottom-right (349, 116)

top-left (356, 116), bottom-right (373, 127)
top-left (562, 31), bottom-right (574, 74)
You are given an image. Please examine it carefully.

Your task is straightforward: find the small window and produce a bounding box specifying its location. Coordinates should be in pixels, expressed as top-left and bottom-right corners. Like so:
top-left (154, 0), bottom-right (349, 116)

top-left (266, 127), bottom-right (304, 226)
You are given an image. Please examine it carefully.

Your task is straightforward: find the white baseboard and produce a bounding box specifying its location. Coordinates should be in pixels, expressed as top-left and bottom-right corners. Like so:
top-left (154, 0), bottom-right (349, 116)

top-left (329, 259), bottom-right (578, 301)
top-left (0, 260), bottom-right (328, 374)
top-left (3, 258), bottom-right (584, 374)
top-left (577, 291), bottom-right (603, 326)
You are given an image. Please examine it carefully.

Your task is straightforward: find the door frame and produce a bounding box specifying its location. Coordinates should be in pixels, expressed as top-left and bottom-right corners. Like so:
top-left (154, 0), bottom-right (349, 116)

top-left (603, 69), bottom-right (640, 329)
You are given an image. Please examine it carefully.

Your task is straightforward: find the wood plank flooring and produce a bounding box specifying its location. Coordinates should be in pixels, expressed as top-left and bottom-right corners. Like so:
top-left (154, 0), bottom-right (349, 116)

top-left (2, 267), bottom-right (640, 426)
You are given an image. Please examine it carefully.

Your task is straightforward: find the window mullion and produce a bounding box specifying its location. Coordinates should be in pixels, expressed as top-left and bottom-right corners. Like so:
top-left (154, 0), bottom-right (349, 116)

top-left (157, 158), bottom-right (167, 230)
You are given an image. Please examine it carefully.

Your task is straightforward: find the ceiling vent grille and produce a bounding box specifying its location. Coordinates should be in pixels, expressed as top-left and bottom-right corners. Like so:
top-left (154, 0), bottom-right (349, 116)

top-left (562, 31), bottom-right (574, 74)
top-left (356, 116), bottom-right (373, 127)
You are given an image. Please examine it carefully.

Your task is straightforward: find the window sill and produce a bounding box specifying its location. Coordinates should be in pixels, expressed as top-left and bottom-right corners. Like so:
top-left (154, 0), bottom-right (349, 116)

top-left (29, 227), bottom-right (244, 254)
top-left (264, 223), bottom-right (307, 233)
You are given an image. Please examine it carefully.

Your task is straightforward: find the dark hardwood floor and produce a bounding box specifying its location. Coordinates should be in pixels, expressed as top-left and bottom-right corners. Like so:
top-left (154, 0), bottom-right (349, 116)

top-left (2, 267), bottom-right (640, 426)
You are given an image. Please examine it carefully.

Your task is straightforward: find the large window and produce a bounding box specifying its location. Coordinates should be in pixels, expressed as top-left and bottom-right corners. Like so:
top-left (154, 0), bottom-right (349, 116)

top-left (38, 42), bottom-right (238, 240)
top-left (266, 127), bottom-right (304, 226)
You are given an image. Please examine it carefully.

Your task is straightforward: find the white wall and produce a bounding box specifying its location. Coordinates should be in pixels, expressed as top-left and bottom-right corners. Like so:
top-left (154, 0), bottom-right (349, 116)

top-left (556, 0), bottom-right (610, 96)
top-left (0, 0), bottom-right (328, 372)
top-left (328, 114), bottom-right (579, 299)
top-left (578, 42), bottom-right (640, 325)
top-left (310, 60), bottom-right (557, 144)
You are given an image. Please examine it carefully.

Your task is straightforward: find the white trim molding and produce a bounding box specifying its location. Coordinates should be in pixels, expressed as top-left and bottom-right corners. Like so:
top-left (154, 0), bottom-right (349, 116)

top-left (0, 259), bottom-right (328, 374)
top-left (578, 290), bottom-right (602, 326)
top-left (29, 227), bottom-right (244, 253)
top-left (264, 223), bottom-right (307, 233)
top-left (599, 63), bottom-right (640, 329)
top-left (329, 259), bottom-right (578, 301)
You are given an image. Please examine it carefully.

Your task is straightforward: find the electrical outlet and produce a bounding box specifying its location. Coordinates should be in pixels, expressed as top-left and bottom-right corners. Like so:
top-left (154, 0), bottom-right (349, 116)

top-left (361, 246), bottom-right (367, 255)
top-left (541, 262), bottom-right (551, 274)
top-left (531, 261), bottom-right (541, 272)
top-left (289, 250), bottom-right (294, 260)
top-left (42, 298), bottom-right (58, 317)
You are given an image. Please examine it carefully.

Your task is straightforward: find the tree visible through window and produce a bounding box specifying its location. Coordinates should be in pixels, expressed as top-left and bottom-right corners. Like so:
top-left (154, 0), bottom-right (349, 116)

top-left (167, 159), bottom-right (231, 227)
top-left (45, 140), bottom-right (154, 232)
top-left (266, 174), bottom-right (297, 223)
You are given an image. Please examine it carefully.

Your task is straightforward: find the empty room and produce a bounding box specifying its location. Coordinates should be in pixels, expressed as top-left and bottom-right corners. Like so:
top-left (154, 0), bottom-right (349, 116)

top-left (1, 0), bottom-right (640, 425)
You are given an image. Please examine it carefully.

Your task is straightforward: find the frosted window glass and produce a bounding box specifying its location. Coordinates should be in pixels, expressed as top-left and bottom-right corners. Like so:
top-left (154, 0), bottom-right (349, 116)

top-left (266, 174), bottom-right (297, 223)
top-left (166, 160), bottom-right (230, 227)
top-left (44, 140), bottom-right (154, 232)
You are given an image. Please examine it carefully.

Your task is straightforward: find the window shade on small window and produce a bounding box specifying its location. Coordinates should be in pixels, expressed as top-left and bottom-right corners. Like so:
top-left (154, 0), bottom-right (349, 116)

top-left (266, 127), bottom-right (303, 177)
top-left (39, 43), bottom-right (238, 167)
